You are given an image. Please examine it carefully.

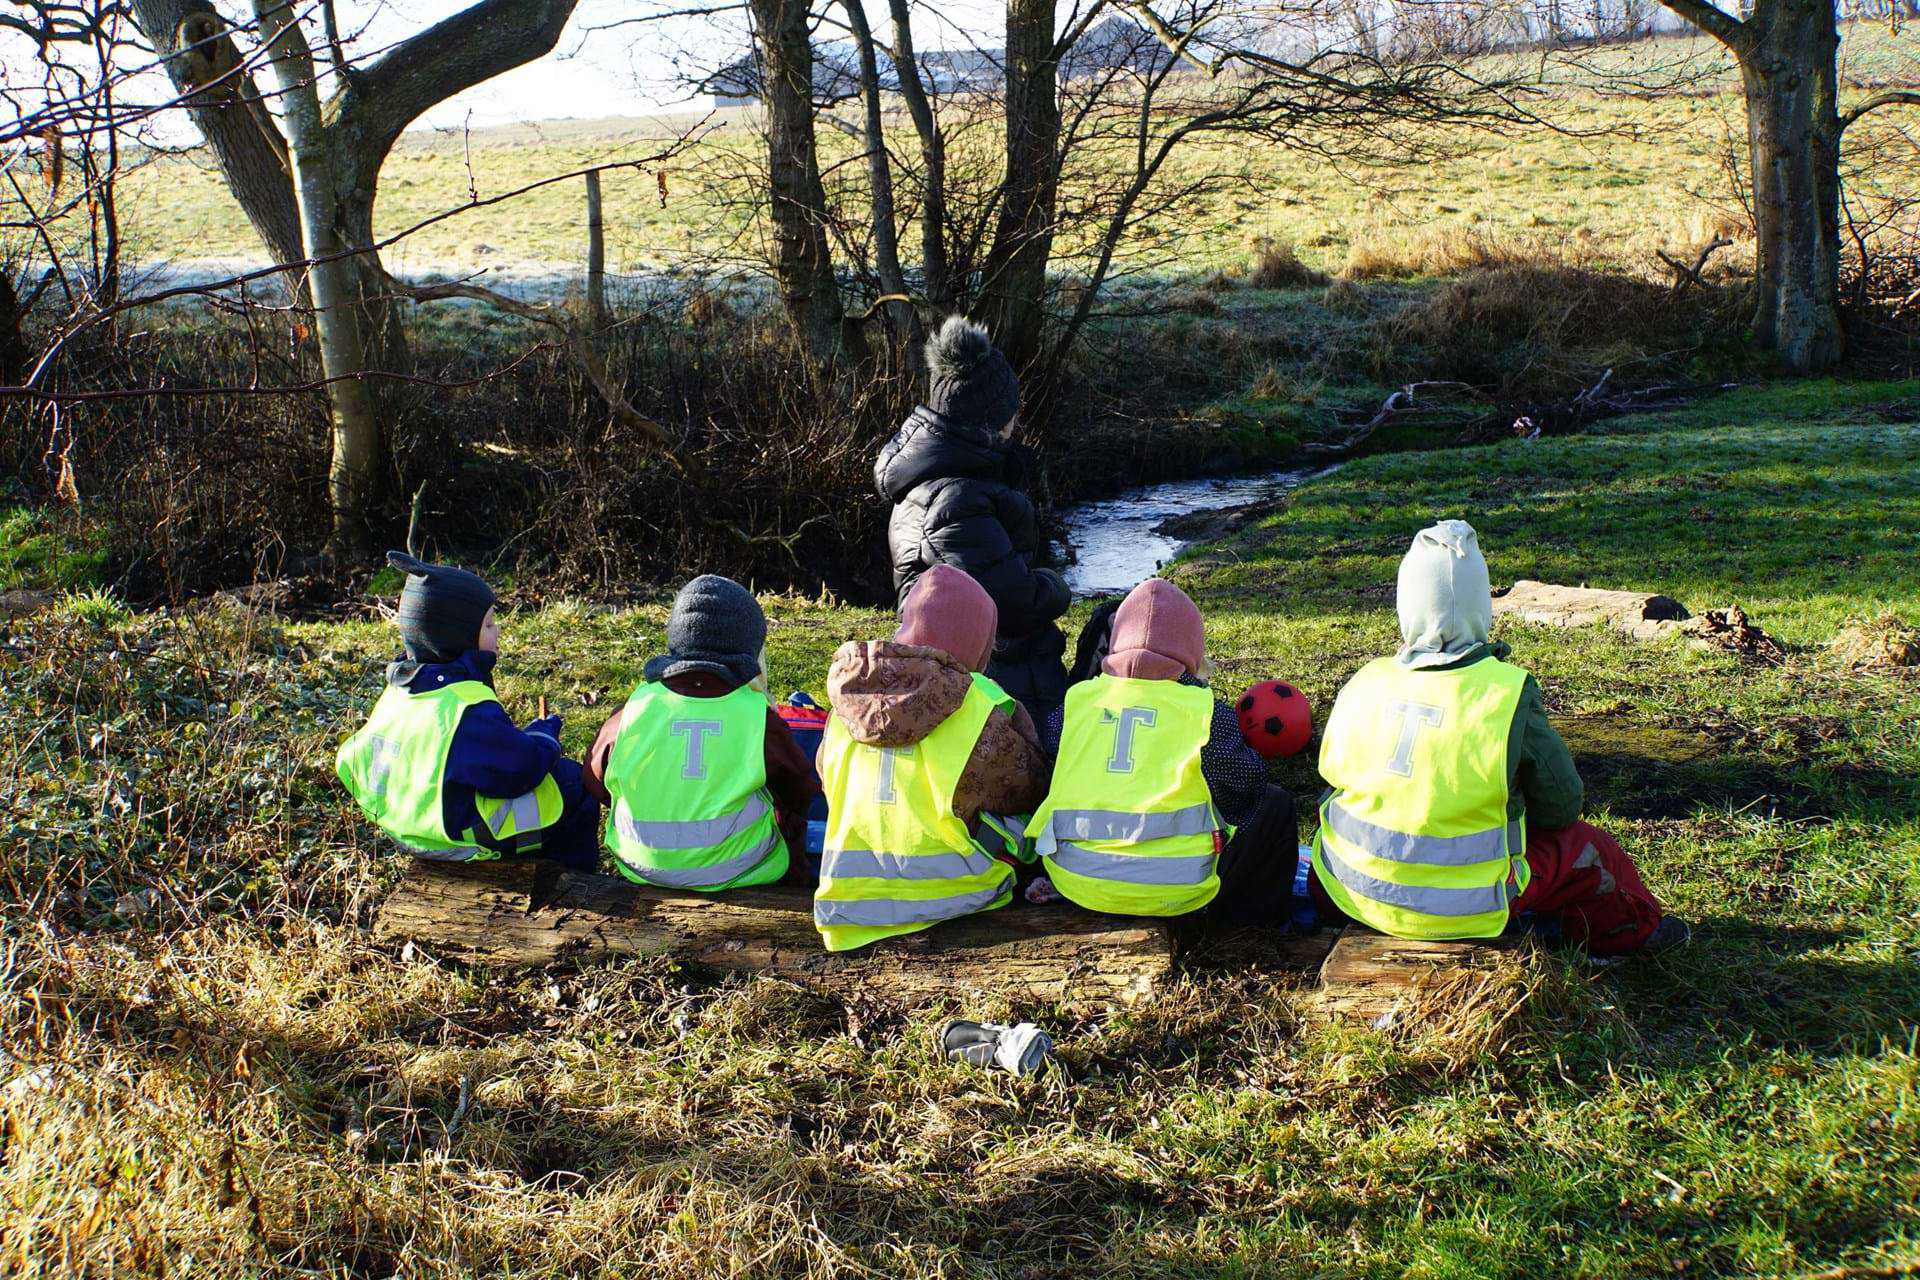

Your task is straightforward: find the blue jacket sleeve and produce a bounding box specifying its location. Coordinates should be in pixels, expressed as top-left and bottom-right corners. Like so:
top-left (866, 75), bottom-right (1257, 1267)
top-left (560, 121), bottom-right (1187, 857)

top-left (445, 701), bottom-right (563, 798)
top-left (1200, 698), bottom-right (1272, 831)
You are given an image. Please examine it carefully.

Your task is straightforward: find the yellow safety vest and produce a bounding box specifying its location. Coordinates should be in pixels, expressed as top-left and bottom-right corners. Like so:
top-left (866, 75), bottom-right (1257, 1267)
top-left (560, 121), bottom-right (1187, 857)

top-left (336, 680), bottom-right (564, 860)
top-left (813, 673), bottom-right (1019, 952)
top-left (1031, 675), bottom-right (1223, 917)
top-left (1312, 654), bottom-right (1532, 940)
top-left (602, 681), bottom-right (787, 890)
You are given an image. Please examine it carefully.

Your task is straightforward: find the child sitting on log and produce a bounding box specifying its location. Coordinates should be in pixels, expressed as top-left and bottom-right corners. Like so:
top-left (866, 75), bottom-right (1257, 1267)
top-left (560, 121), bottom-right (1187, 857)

top-left (337, 552), bottom-right (601, 871)
top-left (583, 576), bottom-right (820, 890)
top-left (1308, 520), bottom-right (1689, 958)
top-left (814, 565), bottom-right (1049, 951)
top-left (1031, 578), bottom-right (1298, 924)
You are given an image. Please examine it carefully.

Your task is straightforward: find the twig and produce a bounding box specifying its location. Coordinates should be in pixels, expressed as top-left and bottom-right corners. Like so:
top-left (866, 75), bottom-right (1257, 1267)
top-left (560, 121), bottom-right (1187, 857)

top-left (388, 273), bottom-right (684, 471)
top-left (1656, 237), bottom-right (1731, 292)
top-left (1303, 380), bottom-right (1476, 457)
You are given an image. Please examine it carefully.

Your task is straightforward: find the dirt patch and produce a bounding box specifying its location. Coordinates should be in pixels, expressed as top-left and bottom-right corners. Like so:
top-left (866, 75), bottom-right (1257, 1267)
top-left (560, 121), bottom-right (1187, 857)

top-left (1828, 614), bottom-right (1920, 669)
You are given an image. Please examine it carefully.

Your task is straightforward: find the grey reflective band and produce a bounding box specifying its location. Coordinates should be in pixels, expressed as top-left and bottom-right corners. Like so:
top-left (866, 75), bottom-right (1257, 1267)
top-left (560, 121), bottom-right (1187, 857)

top-left (1038, 802), bottom-right (1219, 852)
top-left (1317, 837), bottom-right (1509, 917)
top-left (626, 829), bottom-right (783, 888)
top-left (820, 848), bottom-right (999, 881)
top-left (813, 882), bottom-right (1009, 928)
top-left (616, 792), bottom-right (770, 850)
top-left (1323, 800), bottom-right (1518, 868)
top-left (1047, 841), bottom-right (1216, 886)
top-left (485, 790), bottom-right (545, 839)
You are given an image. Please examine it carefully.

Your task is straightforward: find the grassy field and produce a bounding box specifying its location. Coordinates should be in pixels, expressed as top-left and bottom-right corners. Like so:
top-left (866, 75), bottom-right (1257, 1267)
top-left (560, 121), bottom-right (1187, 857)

top-left (59, 25), bottom-right (1915, 287)
top-left (3, 377), bottom-right (1916, 1276)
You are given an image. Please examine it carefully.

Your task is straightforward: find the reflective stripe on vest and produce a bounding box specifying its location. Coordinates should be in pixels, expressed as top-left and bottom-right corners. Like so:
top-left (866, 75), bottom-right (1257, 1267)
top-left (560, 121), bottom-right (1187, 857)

top-left (813, 672), bottom-right (1017, 951)
top-left (813, 881), bottom-right (1009, 928)
top-left (602, 681), bottom-right (787, 891)
top-left (820, 847), bottom-right (1001, 881)
top-left (337, 680), bottom-right (564, 860)
top-left (615, 791), bottom-right (772, 850)
top-left (1047, 842), bottom-right (1217, 886)
top-left (1322, 799), bottom-right (1523, 868)
top-left (1311, 654), bottom-right (1530, 941)
top-left (1031, 675), bottom-right (1222, 917)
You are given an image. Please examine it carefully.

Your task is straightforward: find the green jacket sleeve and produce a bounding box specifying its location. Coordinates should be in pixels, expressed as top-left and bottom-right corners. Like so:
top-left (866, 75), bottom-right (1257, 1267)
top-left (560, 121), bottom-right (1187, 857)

top-left (1510, 675), bottom-right (1583, 831)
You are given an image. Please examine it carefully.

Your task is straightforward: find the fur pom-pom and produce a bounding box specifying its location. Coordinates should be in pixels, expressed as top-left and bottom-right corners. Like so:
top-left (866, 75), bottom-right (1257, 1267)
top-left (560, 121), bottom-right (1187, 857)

top-left (924, 315), bottom-right (996, 383)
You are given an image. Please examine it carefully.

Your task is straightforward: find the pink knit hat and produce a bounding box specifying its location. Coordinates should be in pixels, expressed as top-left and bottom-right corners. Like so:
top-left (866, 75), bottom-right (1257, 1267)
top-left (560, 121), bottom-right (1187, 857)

top-left (895, 565), bottom-right (999, 673)
top-left (1102, 578), bottom-right (1204, 681)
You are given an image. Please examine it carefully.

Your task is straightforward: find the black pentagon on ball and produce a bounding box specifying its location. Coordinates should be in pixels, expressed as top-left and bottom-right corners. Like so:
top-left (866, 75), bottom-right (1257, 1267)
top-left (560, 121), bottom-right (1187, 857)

top-left (1264, 716), bottom-right (1284, 735)
top-left (1238, 695), bottom-right (1255, 711)
top-left (1275, 685), bottom-right (1294, 698)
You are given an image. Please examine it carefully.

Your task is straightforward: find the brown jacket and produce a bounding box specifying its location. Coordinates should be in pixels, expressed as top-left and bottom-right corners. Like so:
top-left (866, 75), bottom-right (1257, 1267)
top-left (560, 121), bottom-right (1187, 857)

top-left (826, 640), bottom-right (1048, 827)
top-left (584, 671), bottom-right (821, 856)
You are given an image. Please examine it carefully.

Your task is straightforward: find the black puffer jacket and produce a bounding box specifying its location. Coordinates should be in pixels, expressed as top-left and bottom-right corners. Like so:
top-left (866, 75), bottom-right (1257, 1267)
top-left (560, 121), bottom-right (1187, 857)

top-left (876, 407), bottom-right (1071, 709)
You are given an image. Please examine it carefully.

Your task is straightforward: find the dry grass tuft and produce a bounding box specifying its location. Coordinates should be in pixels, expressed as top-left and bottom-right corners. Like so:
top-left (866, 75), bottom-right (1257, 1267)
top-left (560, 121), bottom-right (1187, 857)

top-left (1320, 275), bottom-right (1370, 315)
top-left (1339, 227), bottom-right (1540, 281)
top-left (1245, 237), bottom-right (1330, 289)
top-left (1828, 614), bottom-right (1920, 669)
top-left (1381, 255), bottom-right (1723, 391)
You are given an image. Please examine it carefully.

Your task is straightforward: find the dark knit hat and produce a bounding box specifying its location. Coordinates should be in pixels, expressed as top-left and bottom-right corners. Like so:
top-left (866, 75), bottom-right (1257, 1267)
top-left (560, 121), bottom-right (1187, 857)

top-left (924, 315), bottom-right (1019, 433)
top-left (388, 550), bottom-right (495, 663)
top-left (642, 575), bottom-right (767, 686)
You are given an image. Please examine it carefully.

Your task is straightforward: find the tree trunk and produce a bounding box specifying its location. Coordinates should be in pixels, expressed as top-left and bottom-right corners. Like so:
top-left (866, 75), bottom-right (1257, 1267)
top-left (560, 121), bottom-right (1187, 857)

top-left (842, 0), bottom-right (918, 356)
top-left (1741, 0), bottom-right (1843, 372)
top-left (887, 0), bottom-right (950, 309)
top-left (128, 0), bottom-right (304, 279)
top-left (980, 0), bottom-right (1061, 377)
top-left (584, 170), bottom-right (607, 327)
top-left (373, 859), bottom-right (1175, 1007)
top-left (336, 182), bottom-right (412, 389)
top-left (252, 0), bottom-right (380, 563)
top-left (749, 0), bottom-right (845, 365)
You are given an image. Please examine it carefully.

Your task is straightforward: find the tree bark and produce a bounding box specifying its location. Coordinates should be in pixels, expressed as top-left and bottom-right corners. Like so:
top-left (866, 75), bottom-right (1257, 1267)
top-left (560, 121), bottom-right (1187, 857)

top-left (1659, 0), bottom-right (1845, 372)
top-left (584, 169), bottom-right (607, 327)
top-left (842, 0), bottom-right (917, 354)
top-left (1740, 0), bottom-right (1843, 372)
top-left (980, 0), bottom-right (1061, 377)
top-left (886, 0), bottom-right (950, 309)
top-left (251, 0), bottom-right (381, 562)
top-left (749, 0), bottom-right (845, 365)
top-left (373, 858), bottom-right (1174, 1007)
top-left (127, 0), bottom-right (303, 277)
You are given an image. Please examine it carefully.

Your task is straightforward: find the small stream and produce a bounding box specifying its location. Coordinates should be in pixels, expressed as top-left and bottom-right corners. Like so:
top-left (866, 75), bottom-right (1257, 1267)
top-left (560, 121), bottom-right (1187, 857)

top-left (1057, 465), bottom-right (1327, 596)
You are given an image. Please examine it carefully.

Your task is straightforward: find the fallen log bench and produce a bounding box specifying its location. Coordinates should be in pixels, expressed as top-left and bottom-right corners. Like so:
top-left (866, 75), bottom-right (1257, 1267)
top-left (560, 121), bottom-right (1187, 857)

top-left (373, 859), bottom-right (1179, 1007)
top-left (1316, 926), bottom-right (1516, 1027)
top-left (1492, 580), bottom-right (1690, 639)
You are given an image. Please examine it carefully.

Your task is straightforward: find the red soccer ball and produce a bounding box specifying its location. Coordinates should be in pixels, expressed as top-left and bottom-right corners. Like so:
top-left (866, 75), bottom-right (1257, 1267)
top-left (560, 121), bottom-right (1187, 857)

top-left (1236, 680), bottom-right (1313, 759)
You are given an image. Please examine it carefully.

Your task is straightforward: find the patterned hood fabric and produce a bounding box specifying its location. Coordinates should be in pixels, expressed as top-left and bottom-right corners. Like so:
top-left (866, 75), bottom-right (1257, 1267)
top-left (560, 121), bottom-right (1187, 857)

top-left (825, 642), bottom-right (974, 748)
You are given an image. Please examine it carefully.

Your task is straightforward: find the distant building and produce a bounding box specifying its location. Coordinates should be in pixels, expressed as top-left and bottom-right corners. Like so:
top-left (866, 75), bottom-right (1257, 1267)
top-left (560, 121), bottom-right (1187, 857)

top-left (703, 16), bottom-right (1171, 109)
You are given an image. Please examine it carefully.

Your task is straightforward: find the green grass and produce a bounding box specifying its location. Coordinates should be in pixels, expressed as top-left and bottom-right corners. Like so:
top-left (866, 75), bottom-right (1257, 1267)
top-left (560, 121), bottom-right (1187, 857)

top-left (0, 504), bottom-right (109, 592)
top-left (2, 380), bottom-right (1917, 1275)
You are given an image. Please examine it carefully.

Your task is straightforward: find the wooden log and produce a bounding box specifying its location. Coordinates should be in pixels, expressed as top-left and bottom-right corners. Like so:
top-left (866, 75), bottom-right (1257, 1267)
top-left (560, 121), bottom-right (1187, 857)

top-left (1492, 579), bottom-right (1689, 639)
top-left (1316, 926), bottom-right (1514, 1026)
top-left (373, 859), bottom-right (1175, 1007)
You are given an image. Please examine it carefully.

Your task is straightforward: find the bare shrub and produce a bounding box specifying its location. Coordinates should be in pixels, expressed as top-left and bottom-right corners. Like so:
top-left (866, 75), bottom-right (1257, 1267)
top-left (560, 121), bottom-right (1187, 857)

top-left (1381, 258), bottom-right (1732, 393)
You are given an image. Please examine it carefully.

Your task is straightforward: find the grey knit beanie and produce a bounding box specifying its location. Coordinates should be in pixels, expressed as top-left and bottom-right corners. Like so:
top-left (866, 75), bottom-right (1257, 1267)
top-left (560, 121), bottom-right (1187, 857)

top-left (642, 575), bottom-right (767, 686)
top-left (924, 315), bottom-right (1019, 433)
top-left (387, 551), bottom-right (496, 663)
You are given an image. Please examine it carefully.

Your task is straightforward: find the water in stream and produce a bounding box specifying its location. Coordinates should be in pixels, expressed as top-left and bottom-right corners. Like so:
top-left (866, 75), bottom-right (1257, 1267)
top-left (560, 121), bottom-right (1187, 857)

top-left (1057, 466), bottom-right (1324, 596)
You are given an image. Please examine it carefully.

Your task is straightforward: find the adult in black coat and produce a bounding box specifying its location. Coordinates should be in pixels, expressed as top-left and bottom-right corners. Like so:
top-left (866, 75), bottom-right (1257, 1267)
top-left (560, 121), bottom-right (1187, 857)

top-left (875, 316), bottom-right (1071, 713)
